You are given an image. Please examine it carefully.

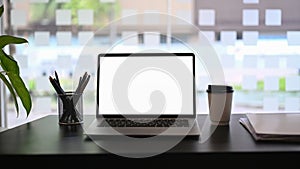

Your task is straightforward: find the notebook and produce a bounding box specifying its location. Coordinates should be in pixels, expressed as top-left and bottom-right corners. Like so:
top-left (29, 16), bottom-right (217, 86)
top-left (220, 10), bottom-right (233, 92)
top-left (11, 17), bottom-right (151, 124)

top-left (85, 52), bottom-right (201, 137)
top-left (239, 113), bottom-right (300, 141)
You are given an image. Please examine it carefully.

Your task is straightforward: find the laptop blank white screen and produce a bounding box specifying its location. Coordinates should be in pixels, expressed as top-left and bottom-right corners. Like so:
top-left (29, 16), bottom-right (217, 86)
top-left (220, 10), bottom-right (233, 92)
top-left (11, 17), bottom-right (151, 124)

top-left (98, 55), bottom-right (194, 115)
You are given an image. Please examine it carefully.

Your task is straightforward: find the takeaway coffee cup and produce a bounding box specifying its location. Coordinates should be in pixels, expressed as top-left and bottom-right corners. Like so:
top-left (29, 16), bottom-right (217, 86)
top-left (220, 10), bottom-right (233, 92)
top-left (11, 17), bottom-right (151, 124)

top-left (206, 85), bottom-right (234, 126)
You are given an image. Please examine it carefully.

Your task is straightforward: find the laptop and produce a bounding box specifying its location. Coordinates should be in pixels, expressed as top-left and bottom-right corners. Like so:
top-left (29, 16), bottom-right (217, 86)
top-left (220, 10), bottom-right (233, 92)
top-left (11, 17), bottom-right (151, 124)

top-left (85, 53), bottom-right (201, 138)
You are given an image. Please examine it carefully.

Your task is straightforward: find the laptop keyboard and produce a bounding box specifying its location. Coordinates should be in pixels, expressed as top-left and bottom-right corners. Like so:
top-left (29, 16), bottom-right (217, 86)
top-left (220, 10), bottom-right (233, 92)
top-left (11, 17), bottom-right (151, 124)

top-left (98, 118), bottom-right (189, 127)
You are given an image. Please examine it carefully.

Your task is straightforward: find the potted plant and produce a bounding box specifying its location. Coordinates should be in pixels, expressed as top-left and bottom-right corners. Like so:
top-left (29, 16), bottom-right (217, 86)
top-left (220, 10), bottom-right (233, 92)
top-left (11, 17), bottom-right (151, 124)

top-left (0, 5), bottom-right (32, 117)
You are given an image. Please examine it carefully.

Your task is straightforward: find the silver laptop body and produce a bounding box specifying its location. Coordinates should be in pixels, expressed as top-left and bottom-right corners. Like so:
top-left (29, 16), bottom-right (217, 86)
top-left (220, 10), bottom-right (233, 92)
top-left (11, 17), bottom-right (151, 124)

top-left (85, 53), bottom-right (201, 137)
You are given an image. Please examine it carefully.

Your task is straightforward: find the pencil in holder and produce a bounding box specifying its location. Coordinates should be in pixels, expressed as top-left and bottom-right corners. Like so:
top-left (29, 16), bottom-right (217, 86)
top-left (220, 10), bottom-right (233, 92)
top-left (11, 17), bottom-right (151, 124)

top-left (57, 91), bottom-right (83, 125)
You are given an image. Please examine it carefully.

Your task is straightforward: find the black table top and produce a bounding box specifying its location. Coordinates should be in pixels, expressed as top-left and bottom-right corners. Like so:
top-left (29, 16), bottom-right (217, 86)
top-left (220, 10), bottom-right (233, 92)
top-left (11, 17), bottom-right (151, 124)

top-left (0, 114), bottom-right (299, 167)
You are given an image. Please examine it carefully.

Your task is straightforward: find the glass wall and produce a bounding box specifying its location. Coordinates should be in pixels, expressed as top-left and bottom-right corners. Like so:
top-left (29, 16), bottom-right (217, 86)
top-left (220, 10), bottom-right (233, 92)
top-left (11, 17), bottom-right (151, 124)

top-left (2, 0), bottom-right (300, 128)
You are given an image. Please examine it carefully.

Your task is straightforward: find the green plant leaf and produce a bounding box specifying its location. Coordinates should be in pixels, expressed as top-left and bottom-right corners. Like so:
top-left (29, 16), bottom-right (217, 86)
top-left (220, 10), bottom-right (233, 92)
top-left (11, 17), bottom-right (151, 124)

top-left (0, 35), bottom-right (28, 49)
top-left (0, 72), bottom-right (19, 116)
top-left (0, 5), bottom-right (3, 18)
top-left (0, 50), bottom-right (20, 75)
top-left (0, 4), bottom-right (32, 117)
top-left (6, 72), bottom-right (32, 116)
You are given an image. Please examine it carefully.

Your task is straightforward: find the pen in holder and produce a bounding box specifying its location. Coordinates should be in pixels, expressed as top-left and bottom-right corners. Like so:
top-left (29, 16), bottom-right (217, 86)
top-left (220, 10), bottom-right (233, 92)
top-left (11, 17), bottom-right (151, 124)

top-left (57, 91), bottom-right (83, 125)
top-left (50, 71), bottom-right (90, 125)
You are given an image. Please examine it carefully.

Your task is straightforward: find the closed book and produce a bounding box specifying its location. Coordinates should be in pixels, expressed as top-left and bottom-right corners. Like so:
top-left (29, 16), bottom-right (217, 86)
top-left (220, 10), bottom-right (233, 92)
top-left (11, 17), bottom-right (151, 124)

top-left (239, 113), bottom-right (300, 142)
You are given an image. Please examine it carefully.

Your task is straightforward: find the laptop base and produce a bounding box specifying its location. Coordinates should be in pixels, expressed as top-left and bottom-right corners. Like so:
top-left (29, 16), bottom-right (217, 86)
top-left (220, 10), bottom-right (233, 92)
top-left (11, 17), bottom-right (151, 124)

top-left (84, 118), bottom-right (201, 139)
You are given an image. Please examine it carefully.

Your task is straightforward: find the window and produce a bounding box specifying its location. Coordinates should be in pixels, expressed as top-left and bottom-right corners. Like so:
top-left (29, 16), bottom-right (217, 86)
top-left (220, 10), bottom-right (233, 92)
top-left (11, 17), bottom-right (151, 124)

top-left (1, 0), bottom-right (299, 128)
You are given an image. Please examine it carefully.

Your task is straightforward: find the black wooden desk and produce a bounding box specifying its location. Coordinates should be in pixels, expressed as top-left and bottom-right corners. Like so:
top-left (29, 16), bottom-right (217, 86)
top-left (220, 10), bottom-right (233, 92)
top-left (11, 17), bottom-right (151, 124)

top-left (0, 114), bottom-right (299, 168)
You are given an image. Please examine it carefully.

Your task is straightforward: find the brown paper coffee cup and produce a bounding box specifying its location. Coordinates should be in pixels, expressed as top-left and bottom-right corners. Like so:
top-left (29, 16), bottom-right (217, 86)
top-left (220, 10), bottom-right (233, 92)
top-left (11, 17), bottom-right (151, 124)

top-left (207, 85), bottom-right (234, 126)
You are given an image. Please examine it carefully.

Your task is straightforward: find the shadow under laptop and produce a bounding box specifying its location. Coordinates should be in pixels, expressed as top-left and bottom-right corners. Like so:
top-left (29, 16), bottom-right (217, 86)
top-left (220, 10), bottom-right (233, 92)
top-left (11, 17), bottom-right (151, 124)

top-left (85, 133), bottom-right (199, 140)
top-left (84, 134), bottom-right (198, 157)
